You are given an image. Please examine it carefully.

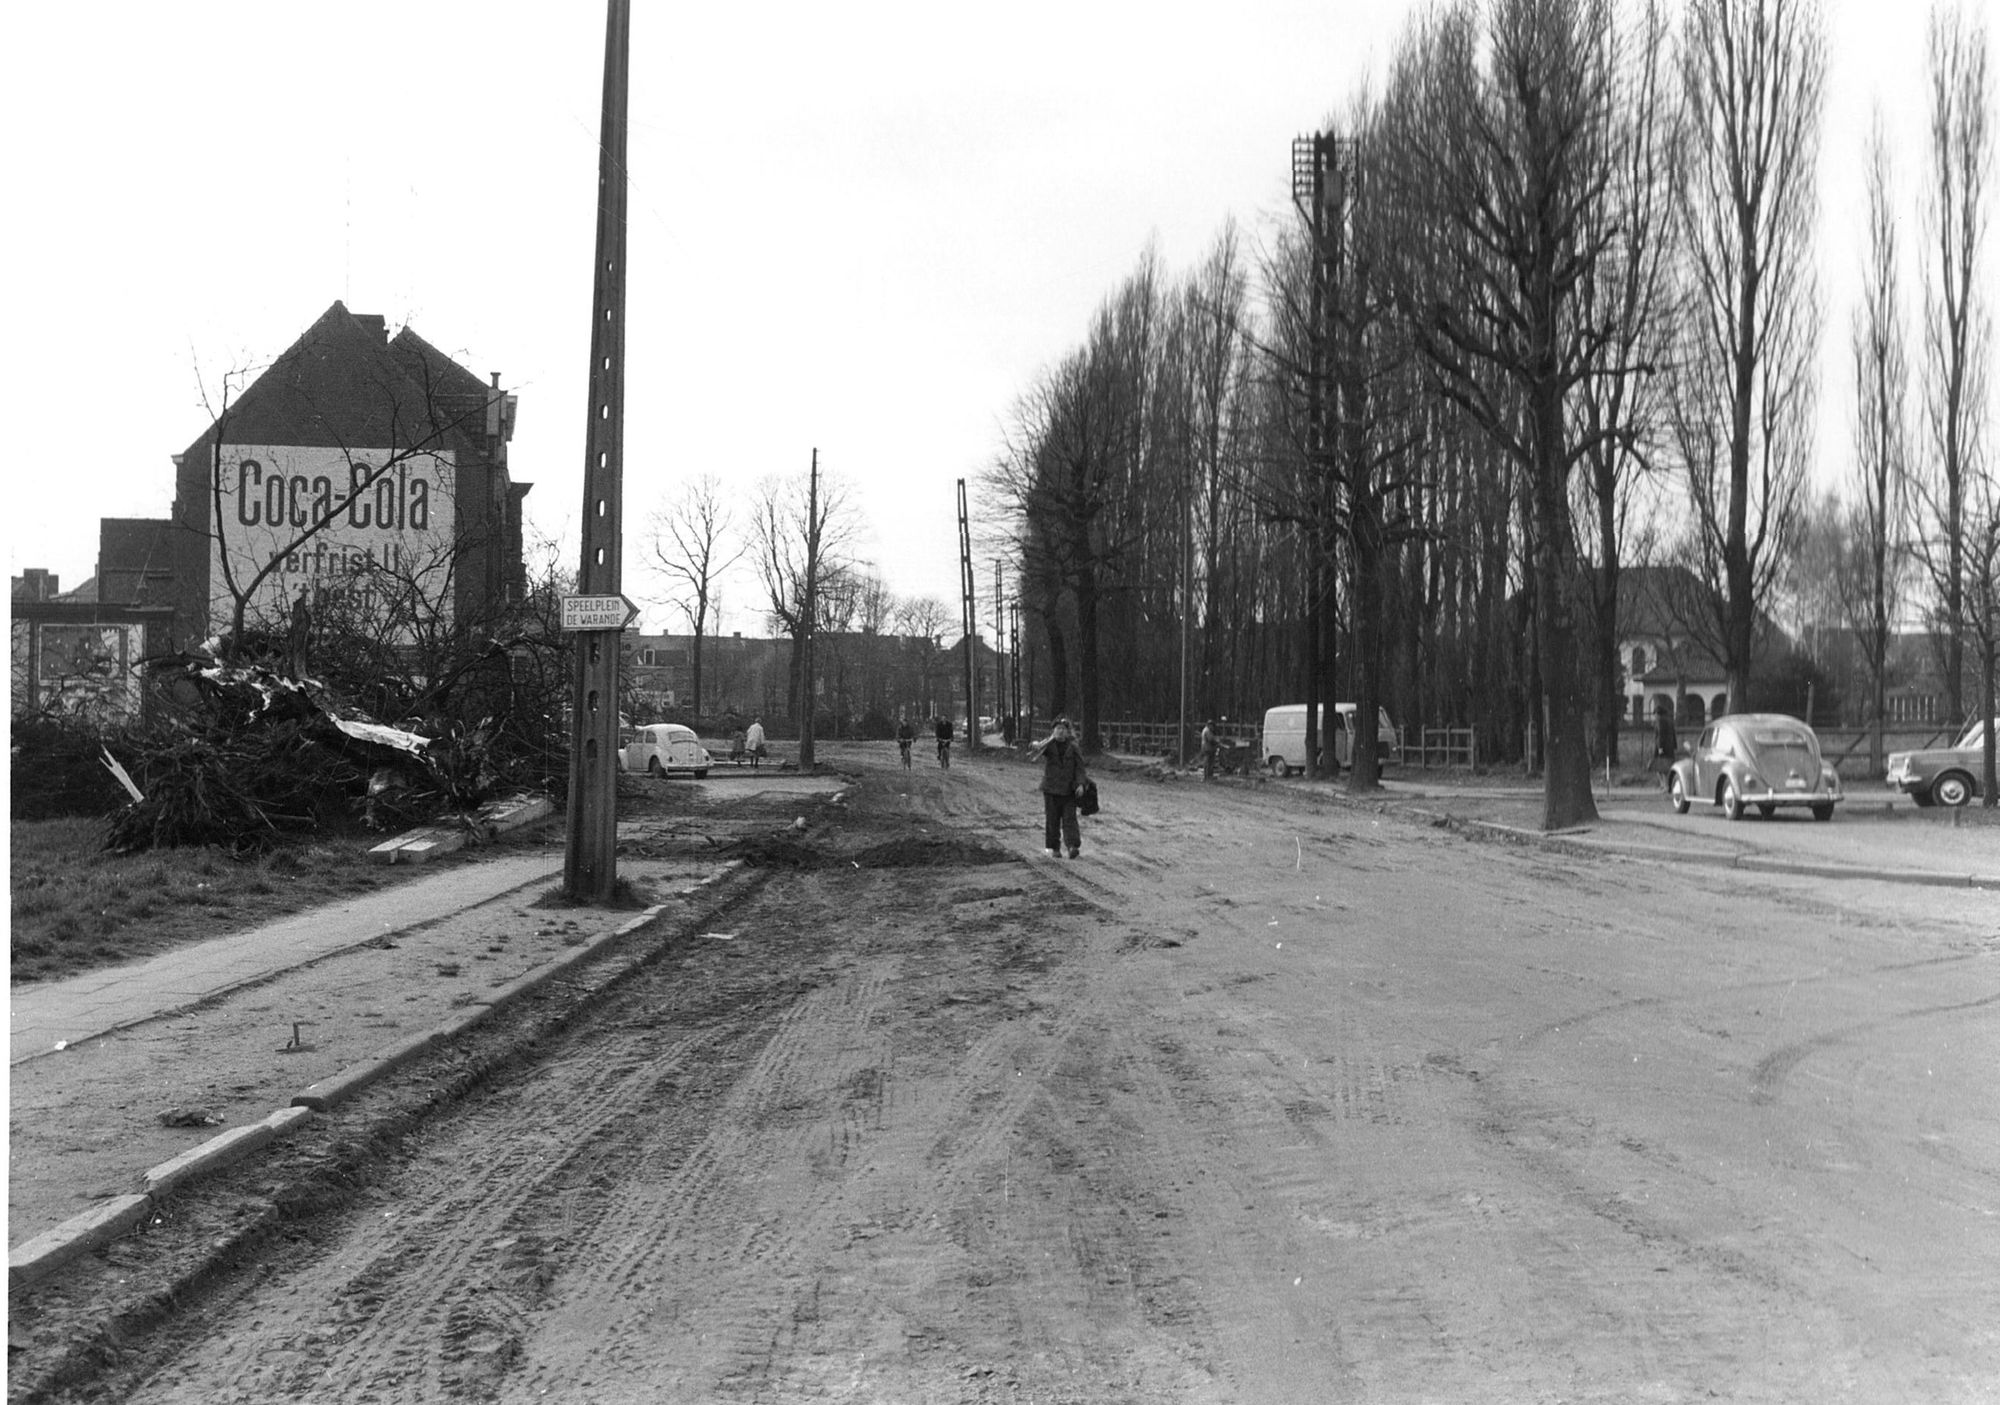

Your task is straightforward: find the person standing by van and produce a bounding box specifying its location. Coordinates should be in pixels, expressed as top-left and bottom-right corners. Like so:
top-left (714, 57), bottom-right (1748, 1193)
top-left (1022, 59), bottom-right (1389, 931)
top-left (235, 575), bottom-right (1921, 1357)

top-left (1200, 718), bottom-right (1219, 782)
top-left (1032, 717), bottom-right (1087, 858)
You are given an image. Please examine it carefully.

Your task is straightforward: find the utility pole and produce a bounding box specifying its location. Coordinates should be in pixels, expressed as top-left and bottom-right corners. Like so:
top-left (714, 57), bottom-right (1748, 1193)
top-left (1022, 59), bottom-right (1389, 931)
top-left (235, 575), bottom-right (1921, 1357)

top-left (956, 478), bottom-right (977, 752)
top-left (563, 0), bottom-right (631, 903)
top-left (1291, 130), bottom-right (1351, 782)
top-left (1179, 413), bottom-right (1192, 769)
top-left (799, 448), bottom-right (820, 767)
top-left (993, 558), bottom-right (1004, 741)
top-left (1008, 596), bottom-right (1021, 741)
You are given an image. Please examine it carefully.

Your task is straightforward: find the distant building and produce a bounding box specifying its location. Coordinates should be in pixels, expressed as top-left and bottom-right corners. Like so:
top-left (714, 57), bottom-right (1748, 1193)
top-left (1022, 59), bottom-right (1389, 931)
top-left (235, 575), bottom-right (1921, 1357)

top-left (11, 570), bottom-right (173, 720)
top-left (622, 628), bottom-right (998, 731)
top-left (1615, 565), bottom-right (1790, 727)
top-left (156, 301), bottom-right (530, 645)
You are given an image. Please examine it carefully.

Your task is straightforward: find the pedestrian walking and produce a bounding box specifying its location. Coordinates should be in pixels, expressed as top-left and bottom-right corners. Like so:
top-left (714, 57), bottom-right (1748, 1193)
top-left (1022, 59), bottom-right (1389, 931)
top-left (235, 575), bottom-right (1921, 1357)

top-left (1200, 717), bottom-right (1218, 782)
top-left (1031, 717), bottom-right (1088, 858)
top-left (1650, 701), bottom-right (1678, 789)
top-left (745, 717), bottom-right (767, 770)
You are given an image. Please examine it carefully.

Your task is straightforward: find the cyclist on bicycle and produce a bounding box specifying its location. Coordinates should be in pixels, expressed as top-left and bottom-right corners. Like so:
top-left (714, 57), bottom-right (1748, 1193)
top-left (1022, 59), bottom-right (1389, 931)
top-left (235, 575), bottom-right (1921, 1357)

top-left (896, 716), bottom-right (916, 769)
top-left (934, 714), bottom-right (954, 767)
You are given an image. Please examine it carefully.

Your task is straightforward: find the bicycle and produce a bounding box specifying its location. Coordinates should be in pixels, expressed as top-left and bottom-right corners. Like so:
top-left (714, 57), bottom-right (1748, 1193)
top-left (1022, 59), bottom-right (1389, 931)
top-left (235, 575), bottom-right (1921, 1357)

top-left (936, 738), bottom-right (951, 769)
top-left (898, 738), bottom-right (912, 770)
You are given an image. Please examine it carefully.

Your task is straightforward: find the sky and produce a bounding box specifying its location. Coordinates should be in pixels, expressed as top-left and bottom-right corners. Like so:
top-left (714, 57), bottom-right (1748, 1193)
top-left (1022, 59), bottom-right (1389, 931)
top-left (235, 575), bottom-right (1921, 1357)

top-left (2, 0), bottom-right (1979, 638)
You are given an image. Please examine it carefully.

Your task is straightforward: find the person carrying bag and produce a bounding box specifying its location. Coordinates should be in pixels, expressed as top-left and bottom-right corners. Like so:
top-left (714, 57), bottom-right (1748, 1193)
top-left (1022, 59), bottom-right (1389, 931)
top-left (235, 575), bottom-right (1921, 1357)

top-left (1032, 717), bottom-right (1089, 859)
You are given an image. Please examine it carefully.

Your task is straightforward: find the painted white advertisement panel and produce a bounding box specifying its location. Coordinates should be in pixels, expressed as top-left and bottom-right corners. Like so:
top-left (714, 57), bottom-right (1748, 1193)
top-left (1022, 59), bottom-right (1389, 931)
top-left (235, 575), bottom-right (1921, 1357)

top-left (207, 444), bottom-right (456, 639)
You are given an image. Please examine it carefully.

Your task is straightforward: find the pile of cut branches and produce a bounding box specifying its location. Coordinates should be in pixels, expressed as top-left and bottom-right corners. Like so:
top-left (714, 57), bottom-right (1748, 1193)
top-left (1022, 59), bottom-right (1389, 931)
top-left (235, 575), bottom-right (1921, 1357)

top-left (106, 718), bottom-right (366, 853)
top-left (106, 663), bottom-right (442, 853)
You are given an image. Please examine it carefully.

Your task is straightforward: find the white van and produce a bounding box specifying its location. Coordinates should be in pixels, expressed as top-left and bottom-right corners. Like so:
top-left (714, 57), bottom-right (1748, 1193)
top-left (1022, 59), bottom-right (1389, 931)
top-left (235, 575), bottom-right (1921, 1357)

top-left (1259, 703), bottom-right (1400, 777)
top-left (620, 723), bottom-right (711, 778)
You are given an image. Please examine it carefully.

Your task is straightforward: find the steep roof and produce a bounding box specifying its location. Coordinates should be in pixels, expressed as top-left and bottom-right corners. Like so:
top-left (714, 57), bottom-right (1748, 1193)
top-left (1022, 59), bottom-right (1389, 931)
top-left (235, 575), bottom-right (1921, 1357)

top-left (176, 302), bottom-right (489, 464)
top-left (1616, 565), bottom-right (1711, 639)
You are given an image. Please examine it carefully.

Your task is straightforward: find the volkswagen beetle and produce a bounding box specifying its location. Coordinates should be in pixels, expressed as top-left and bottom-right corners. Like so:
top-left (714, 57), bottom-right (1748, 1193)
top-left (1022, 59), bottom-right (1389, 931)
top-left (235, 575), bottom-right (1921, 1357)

top-left (619, 722), bottom-right (711, 779)
top-left (1667, 713), bottom-right (1841, 821)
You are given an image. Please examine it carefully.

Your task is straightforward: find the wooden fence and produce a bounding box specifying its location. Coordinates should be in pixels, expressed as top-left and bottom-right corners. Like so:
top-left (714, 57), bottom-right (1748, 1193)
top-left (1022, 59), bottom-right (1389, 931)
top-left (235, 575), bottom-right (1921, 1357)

top-left (1098, 719), bottom-right (1484, 771)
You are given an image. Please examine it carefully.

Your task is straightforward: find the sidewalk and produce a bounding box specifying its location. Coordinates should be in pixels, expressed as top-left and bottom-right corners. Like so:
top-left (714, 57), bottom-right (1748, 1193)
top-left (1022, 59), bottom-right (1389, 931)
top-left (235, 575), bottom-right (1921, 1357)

top-left (9, 852), bottom-right (566, 1066)
top-left (1128, 754), bottom-right (2000, 890)
top-left (1371, 777), bottom-right (2000, 889)
top-left (7, 846), bottom-right (744, 1273)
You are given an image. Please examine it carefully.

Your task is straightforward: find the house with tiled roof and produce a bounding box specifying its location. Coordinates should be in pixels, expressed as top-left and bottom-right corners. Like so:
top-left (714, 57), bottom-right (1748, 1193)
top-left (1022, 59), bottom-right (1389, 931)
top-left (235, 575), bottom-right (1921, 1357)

top-left (158, 301), bottom-right (529, 644)
top-left (1615, 565), bottom-right (1792, 728)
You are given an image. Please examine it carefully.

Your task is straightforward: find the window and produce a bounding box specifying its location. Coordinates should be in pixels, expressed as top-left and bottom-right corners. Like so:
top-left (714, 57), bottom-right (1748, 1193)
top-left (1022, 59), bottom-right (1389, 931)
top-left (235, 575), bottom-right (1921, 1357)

top-left (1630, 645), bottom-right (1647, 676)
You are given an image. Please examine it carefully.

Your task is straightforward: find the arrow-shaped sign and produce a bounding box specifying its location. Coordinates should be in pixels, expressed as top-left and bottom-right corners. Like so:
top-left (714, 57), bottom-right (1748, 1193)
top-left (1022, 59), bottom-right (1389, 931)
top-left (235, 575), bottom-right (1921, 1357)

top-left (559, 594), bottom-right (639, 631)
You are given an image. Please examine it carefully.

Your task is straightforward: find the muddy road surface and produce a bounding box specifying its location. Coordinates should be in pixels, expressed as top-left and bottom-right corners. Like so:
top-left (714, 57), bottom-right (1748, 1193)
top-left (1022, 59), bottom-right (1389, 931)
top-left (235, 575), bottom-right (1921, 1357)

top-left (27, 749), bottom-right (2000, 1402)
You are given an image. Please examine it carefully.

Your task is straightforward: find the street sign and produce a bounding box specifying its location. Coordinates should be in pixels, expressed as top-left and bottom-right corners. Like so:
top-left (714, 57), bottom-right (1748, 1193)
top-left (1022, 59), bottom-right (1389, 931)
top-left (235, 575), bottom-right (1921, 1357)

top-left (559, 593), bottom-right (638, 631)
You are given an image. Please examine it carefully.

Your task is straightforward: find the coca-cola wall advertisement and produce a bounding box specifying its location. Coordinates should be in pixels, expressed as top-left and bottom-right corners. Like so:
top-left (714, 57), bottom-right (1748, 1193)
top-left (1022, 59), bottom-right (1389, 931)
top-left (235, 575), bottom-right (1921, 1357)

top-left (208, 445), bottom-right (456, 639)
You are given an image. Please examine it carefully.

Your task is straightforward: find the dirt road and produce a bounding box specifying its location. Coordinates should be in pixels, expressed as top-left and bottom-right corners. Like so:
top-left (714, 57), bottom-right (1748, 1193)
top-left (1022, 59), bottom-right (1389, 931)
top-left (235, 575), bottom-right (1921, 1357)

top-left (24, 749), bottom-right (2000, 1402)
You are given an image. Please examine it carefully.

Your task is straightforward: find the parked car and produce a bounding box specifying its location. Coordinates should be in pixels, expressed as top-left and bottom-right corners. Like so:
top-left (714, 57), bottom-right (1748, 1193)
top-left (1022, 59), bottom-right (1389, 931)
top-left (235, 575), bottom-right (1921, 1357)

top-left (1667, 713), bottom-right (1841, 821)
top-left (1885, 717), bottom-right (1996, 808)
top-left (1260, 702), bottom-right (1400, 776)
top-left (619, 723), bottom-right (711, 778)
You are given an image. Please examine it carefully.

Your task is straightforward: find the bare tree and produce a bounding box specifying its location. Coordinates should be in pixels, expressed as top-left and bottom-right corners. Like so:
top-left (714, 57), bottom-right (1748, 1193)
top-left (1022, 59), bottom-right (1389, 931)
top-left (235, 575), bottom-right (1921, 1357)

top-left (1574, 0), bottom-right (1679, 766)
top-left (1965, 470), bottom-right (2000, 804)
top-left (749, 454), bottom-right (858, 766)
top-left (854, 570), bottom-right (895, 635)
top-left (990, 256), bottom-right (1160, 752)
top-left (1846, 113), bottom-right (1914, 771)
top-left (1669, 0), bottom-right (1827, 714)
top-left (1382, 0), bottom-right (1638, 829)
top-left (647, 473), bottom-right (745, 718)
top-left (1915, 2), bottom-right (1993, 726)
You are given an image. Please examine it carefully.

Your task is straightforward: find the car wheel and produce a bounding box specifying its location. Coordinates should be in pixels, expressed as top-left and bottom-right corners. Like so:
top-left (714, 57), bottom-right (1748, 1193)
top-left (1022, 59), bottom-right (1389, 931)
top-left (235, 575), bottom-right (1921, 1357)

top-left (1811, 803), bottom-right (1834, 822)
top-left (1933, 770), bottom-right (1975, 808)
top-left (1721, 778), bottom-right (1744, 821)
top-left (1757, 803), bottom-right (1776, 819)
top-left (1268, 757), bottom-right (1290, 778)
top-left (647, 757), bottom-right (663, 777)
top-left (695, 769), bottom-right (708, 779)
top-left (1667, 772), bottom-right (1689, 815)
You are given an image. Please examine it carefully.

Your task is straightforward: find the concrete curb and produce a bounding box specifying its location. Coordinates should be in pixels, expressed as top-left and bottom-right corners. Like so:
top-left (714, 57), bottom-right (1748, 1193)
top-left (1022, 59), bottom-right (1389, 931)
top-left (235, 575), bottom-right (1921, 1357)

top-left (136, 1107), bottom-right (315, 1200)
top-left (9, 858), bottom-right (567, 1070)
top-left (290, 899), bottom-right (677, 1112)
top-left (8, 862), bottom-right (748, 1295)
top-left (1427, 812), bottom-right (1998, 890)
top-left (7, 1197), bottom-right (153, 1290)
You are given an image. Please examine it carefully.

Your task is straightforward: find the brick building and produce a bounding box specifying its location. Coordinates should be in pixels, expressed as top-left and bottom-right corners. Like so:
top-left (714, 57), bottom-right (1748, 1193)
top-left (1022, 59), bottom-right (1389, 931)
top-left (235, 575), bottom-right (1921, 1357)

top-left (150, 301), bottom-right (530, 645)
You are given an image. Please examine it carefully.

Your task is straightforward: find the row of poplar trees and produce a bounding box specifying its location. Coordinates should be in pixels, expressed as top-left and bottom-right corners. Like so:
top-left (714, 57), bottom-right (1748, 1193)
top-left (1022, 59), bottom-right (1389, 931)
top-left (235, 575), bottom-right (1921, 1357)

top-left (985, 0), bottom-right (1993, 830)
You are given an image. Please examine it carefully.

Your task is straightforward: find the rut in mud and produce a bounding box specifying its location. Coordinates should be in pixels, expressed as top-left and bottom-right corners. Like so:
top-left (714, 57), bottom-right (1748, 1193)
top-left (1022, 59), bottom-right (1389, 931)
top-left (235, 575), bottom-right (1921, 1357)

top-left (14, 752), bottom-right (1998, 1403)
top-left (28, 797), bottom-right (1204, 1402)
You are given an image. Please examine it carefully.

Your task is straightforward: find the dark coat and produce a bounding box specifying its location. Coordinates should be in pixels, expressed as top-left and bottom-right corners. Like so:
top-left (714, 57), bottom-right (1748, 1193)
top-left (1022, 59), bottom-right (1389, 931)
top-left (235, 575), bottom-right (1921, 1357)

top-left (1038, 739), bottom-right (1085, 796)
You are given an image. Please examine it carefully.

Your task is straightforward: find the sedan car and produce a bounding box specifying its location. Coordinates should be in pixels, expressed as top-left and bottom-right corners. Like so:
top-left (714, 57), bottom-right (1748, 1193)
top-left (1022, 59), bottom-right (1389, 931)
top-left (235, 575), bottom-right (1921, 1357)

top-left (1885, 717), bottom-right (1996, 808)
top-left (1667, 713), bottom-right (1841, 821)
top-left (619, 723), bottom-right (711, 778)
